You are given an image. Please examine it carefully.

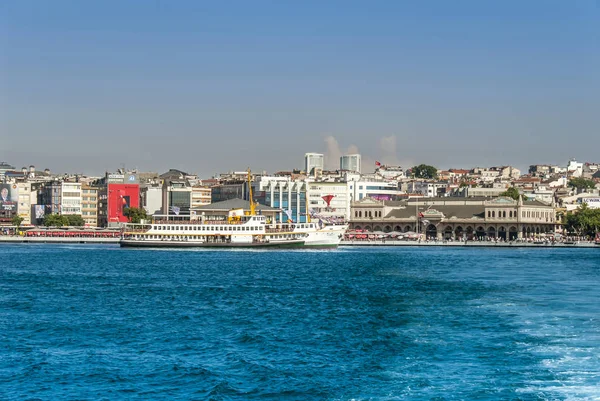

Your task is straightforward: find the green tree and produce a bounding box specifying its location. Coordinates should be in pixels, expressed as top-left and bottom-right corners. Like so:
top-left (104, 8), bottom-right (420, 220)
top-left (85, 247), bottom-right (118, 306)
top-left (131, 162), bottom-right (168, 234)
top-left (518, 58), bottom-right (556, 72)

top-left (500, 187), bottom-right (521, 201)
top-left (564, 203), bottom-right (600, 237)
top-left (66, 215), bottom-right (85, 227)
top-left (568, 177), bottom-right (596, 191)
top-left (411, 164), bottom-right (438, 179)
top-left (123, 207), bottom-right (148, 223)
top-left (43, 214), bottom-right (70, 227)
top-left (11, 215), bottom-right (24, 228)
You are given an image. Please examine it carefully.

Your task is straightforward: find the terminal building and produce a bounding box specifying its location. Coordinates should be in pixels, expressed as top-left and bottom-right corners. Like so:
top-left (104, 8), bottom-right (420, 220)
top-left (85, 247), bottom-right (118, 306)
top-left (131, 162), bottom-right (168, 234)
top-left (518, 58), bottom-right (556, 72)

top-left (349, 196), bottom-right (558, 240)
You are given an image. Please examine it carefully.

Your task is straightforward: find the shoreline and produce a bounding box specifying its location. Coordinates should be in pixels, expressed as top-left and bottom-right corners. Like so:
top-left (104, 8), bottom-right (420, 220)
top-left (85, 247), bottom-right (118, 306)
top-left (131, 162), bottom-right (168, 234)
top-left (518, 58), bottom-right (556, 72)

top-left (0, 236), bottom-right (598, 248)
top-left (341, 240), bottom-right (599, 248)
top-left (0, 236), bottom-right (119, 244)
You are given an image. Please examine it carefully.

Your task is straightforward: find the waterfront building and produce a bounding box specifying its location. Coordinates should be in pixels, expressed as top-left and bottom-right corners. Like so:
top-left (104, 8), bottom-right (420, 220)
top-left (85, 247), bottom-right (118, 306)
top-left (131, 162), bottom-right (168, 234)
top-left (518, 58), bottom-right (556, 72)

top-left (191, 185), bottom-right (211, 208)
top-left (262, 179), bottom-right (308, 223)
top-left (97, 171), bottom-right (140, 227)
top-left (162, 180), bottom-right (191, 215)
top-left (304, 153), bottom-right (324, 175)
top-left (60, 182), bottom-right (82, 215)
top-left (210, 180), bottom-right (247, 203)
top-left (81, 184), bottom-right (98, 227)
top-left (307, 180), bottom-right (349, 220)
top-left (340, 154), bottom-right (361, 173)
top-left (39, 181), bottom-right (62, 215)
top-left (349, 196), bottom-right (557, 240)
top-left (16, 181), bottom-right (32, 225)
top-left (348, 177), bottom-right (402, 202)
top-left (140, 184), bottom-right (163, 215)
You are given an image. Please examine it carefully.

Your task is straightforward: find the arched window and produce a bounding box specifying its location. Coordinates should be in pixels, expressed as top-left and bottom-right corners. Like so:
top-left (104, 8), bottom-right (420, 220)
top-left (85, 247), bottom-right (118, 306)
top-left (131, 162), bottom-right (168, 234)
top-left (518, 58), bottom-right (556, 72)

top-left (503, 211), bottom-right (506, 218)
top-left (492, 211), bottom-right (495, 218)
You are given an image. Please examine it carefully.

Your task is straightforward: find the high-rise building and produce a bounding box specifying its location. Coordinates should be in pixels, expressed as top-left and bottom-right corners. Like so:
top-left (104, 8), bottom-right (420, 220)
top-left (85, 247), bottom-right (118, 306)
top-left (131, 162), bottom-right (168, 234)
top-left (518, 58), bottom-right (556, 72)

top-left (340, 154), bottom-right (361, 173)
top-left (304, 153), bottom-right (324, 175)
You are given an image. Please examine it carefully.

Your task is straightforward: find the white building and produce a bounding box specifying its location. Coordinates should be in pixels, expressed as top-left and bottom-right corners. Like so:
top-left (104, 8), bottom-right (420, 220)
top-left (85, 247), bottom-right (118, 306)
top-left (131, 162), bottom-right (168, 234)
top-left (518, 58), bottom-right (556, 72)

top-left (523, 186), bottom-right (555, 204)
top-left (408, 181), bottom-right (448, 197)
top-left (348, 178), bottom-right (402, 202)
top-left (16, 182), bottom-right (32, 225)
top-left (304, 153), bottom-right (324, 175)
top-left (340, 154), bottom-right (361, 173)
top-left (60, 182), bottom-right (82, 215)
top-left (307, 181), bottom-right (349, 219)
top-left (376, 165), bottom-right (406, 180)
top-left (141, 185), bottom-right (163, 215)
top-left (567, 160), bottom-right (584, 178)
top-left (191, 186), bottom-right (211, 208)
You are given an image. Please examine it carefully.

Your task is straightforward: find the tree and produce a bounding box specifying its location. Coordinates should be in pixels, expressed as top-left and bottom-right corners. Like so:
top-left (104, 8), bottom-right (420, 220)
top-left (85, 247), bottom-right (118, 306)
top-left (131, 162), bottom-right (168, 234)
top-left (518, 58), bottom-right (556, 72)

top-left (568, 177), bottom-right (596, 192)
top-left (11, 215), bottom-right (24, 228)
top-left (564, 203), bottom-right (600, 237)
top-left (43, 214), bottom-right (70, 227)
top-left (66, 215), bottom-right (85, 227)
top-left (500, 187), bottom-right (521, 201)
top-left (123, 207), bottom-right (148, 224)
top-left (411, 164), bottom-right (438, 179)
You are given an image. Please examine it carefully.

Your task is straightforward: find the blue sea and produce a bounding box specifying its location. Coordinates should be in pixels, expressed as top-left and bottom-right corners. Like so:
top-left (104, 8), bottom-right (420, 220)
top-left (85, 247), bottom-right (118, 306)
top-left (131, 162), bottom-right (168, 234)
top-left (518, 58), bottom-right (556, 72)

top-left (1, 245), bottom-right (599, 400)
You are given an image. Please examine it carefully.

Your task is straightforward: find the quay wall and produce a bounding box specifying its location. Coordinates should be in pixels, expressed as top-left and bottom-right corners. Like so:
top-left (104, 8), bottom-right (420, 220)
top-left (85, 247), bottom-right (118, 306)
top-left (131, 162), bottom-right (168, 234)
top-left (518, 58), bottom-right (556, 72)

top-left (0, 236), bottom-right (119, 244)
top-left (341, 240), bottom-right (599, 248)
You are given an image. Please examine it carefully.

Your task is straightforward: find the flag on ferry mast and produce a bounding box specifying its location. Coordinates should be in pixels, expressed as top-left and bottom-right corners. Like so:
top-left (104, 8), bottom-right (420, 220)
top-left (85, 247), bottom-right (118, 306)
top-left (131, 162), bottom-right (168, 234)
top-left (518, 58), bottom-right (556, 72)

top-left (375, 161), bottom-right (381, 167)
top-left (284, 209), bottom-right (294, 223)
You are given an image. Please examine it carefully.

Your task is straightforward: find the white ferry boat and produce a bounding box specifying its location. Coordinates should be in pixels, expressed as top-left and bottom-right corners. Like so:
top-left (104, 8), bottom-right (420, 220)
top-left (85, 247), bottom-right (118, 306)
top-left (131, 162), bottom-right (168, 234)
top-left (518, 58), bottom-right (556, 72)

top-left (120, 170), bottom-right (347, 249)
top-left (120, 214), bottom-right (307, 248)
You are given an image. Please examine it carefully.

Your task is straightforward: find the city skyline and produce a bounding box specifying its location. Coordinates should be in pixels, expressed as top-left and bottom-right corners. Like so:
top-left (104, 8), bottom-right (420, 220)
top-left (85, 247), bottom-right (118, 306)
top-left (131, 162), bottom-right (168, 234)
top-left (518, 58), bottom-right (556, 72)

top-left (1, 1), bottom-right (598, 176)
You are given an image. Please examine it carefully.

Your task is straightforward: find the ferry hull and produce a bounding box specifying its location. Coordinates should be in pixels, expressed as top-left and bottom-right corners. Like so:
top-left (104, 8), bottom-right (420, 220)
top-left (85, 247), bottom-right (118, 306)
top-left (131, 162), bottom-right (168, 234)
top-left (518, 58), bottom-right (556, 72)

top-left (120, 239), bottom-right (306, 249)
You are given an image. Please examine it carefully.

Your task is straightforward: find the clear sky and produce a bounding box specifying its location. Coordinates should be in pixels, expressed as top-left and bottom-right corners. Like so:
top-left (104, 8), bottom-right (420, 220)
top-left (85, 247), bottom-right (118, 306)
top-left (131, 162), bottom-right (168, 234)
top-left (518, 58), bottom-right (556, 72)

top-left (1, 0), bottom-right (598, 176)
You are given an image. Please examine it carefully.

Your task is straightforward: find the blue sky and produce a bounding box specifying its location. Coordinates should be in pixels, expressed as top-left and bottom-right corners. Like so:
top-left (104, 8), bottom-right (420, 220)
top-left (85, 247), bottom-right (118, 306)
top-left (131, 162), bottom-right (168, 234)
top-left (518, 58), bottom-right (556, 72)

top-left (1, 0), bottom-right (598, 176)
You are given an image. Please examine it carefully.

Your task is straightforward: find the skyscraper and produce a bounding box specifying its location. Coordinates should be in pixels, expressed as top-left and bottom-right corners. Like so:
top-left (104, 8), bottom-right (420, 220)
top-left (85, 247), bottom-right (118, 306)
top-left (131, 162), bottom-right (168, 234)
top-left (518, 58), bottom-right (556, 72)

top-left (340, 154), bottom-right (361, 173)
top-left (304, 153), bottom-right (324, 174)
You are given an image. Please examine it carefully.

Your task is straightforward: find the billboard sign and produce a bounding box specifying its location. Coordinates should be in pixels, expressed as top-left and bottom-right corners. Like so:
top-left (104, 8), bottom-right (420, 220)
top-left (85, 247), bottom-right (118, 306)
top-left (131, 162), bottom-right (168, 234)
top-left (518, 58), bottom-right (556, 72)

top-left (0, 183), bottom-right (17, 212)
top-left (108, 184), bottom-right (139, 223)
top-left (34, 205), bottom-right (45, 220)
top-left (107, 174), bottom-right (125, 183)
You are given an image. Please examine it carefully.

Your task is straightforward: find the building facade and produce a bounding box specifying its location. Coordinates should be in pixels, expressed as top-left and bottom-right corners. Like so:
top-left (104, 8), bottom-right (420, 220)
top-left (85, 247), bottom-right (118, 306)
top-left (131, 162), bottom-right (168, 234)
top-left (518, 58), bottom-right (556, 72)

top-left (304, 153), bottom-right (324, 175)
top-left (349, 196), bottom-right (557, 240)
top-left (81, 184), bottom-right (98, 227)
top-left (340, 154), bottom-right (361, 173)
top-left (60, 182), bottom-right (82, 215)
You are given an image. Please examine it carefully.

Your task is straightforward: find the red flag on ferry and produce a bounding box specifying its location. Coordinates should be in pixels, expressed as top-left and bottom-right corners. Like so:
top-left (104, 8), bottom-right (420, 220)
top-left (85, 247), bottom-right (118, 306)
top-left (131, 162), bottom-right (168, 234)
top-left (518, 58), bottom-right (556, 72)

top-left (419, 212), bottom-right (424, 218)
top-left (375, 161), bottom-right (381, 167)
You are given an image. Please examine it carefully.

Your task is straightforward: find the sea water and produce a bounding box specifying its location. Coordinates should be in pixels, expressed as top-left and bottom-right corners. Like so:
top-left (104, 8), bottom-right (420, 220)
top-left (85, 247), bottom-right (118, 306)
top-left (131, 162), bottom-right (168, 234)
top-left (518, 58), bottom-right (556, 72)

top-left (1, 244), bottom-right (599, 400)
